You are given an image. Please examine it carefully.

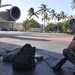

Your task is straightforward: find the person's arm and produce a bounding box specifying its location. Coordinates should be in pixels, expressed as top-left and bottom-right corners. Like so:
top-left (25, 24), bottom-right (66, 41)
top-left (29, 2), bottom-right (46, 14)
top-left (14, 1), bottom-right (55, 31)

top-left (68, 36), bottom-right (75, 48)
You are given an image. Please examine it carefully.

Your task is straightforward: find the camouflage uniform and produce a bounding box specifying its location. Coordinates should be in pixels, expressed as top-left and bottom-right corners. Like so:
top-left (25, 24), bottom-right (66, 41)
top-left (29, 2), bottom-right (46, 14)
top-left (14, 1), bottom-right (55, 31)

top-left (62, 18), bottom-right (75, 64)
top-left (63, 47), bottom-right (75, 64)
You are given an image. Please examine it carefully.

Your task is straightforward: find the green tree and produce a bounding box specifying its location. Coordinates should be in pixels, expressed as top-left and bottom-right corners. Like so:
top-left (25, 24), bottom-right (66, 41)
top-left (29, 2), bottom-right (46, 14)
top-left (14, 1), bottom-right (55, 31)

top-left (55, 22), bottom-right (63, 32)
top-left (45, 23), bottom-right (55, 32)
top-left (28, 7), bottom-right (39, 19)
top-left (22, 19), bottom-right (40, 31)
top-left (22, 19), bottom-right (29, 31)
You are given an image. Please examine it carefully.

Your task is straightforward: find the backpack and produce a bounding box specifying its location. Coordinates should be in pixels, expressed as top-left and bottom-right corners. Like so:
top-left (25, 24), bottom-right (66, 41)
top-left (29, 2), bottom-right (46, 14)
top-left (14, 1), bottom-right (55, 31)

top-left (12, 44), bottom-right (36, 71)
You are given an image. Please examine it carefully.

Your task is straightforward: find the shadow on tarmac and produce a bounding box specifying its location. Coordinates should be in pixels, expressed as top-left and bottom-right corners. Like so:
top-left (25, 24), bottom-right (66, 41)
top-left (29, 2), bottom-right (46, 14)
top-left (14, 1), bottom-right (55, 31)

top-left (0, 34), bottom-right (51, 41)
top-left (0, 42), bottom-right (75, 75)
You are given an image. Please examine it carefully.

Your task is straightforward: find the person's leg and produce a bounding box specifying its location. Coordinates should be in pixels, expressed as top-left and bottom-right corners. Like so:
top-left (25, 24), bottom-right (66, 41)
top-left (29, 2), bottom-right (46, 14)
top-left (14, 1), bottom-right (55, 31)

top-left (63, 48), bottom-right (75, 64)
top-left (62, 36), bottom-right (75, 64)
top-left (68, 36), bottom-right (75, 48)
top-left (3, 48), bottom-right (21, 62)
top-left (68, 40), bottom-right (75, 48)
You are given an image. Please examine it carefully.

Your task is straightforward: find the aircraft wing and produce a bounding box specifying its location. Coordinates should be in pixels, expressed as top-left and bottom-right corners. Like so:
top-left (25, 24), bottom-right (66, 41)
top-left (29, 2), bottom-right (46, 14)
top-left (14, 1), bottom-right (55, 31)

top-left (0, 0), bottom-right (12, 8)
top-left (0, 4), bottom-right (12, 7)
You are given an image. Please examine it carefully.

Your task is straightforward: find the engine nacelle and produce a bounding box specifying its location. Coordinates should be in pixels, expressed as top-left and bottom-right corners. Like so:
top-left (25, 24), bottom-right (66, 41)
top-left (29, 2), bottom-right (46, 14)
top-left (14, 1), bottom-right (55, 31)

top-left (0, 6), bottom-right (21, 21)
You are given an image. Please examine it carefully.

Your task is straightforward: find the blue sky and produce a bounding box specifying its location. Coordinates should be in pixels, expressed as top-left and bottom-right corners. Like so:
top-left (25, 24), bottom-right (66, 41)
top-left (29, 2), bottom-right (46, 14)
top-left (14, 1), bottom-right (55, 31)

top-left (1, 0), bottom-right (75, 22)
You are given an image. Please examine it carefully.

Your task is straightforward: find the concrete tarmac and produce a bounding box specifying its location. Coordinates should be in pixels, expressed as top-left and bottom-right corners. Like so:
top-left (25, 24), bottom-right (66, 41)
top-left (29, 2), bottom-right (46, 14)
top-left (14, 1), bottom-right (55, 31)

top-left (0, 31), bottom-right (74, 75)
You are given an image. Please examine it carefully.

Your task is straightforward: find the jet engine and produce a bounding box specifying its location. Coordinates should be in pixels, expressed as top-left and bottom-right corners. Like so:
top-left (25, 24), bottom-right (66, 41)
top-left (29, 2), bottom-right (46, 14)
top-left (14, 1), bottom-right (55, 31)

top-left (0, 6), bottom-right (21, 21)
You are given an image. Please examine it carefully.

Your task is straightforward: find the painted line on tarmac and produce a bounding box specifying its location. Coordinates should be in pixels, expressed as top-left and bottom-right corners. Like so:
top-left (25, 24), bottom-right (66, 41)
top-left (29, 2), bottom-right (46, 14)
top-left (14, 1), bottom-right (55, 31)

top-left (16, 36), bottom-right (73, 42)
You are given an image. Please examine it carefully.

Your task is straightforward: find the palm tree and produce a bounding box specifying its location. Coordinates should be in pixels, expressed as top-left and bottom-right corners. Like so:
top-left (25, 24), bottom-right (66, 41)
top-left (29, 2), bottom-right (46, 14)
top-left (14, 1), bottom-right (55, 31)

top-left (37, 4), bottom-right (51, 32)
top-left (28, 7), bottom-right (39, 19)
top-left (69, 15), bottom-right (73, 19)
top-left (50, 9), bottom-right (56, 19)
top-left (38, 4), bottom-right (51, 26)
top-left (60, 11), bottom-right (68, 20)
top-left (56, 14), bottom-right (61, 21)
top-left (38, 4), bottom-right (50, 15)
top-left (50, 9), bottom-right (58, 24)
top-left (71, 0), bottom-right (75, 9)
top-left (42, 12), bottom-right (50, 25)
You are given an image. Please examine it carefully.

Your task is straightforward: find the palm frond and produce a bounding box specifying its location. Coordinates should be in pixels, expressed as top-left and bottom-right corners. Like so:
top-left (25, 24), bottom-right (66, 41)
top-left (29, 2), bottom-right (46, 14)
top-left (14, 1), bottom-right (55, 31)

top-left (71, 0), bottom-right (75, 9)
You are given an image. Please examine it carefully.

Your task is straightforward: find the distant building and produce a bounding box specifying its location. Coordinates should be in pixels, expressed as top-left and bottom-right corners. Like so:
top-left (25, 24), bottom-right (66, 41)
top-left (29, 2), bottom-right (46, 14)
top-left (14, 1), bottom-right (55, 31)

top-left (15, 22), bottom-right (23, 30)
top-left (0, 21), bottom-right (43, 32)
top-left (0, 21), bottom-right (15, 29)
top-left (0, 21), bottom-right (23, 30)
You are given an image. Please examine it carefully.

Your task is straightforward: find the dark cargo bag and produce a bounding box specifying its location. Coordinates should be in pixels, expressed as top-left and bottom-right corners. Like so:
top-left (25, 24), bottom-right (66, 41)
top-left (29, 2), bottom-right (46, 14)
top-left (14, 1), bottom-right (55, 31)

top-left (12, 44), bottom-right (36, 71)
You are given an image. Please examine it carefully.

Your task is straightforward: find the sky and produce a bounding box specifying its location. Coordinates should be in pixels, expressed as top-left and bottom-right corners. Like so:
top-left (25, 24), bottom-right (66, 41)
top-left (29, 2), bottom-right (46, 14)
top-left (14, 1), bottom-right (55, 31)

top-left (1, 0), bottom-right (75, 23)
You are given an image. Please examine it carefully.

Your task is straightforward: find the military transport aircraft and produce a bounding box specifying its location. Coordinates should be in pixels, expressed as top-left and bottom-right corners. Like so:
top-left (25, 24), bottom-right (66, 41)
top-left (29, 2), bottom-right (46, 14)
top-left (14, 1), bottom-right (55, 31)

top-left (0, 0), bottom-right (21, 21)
